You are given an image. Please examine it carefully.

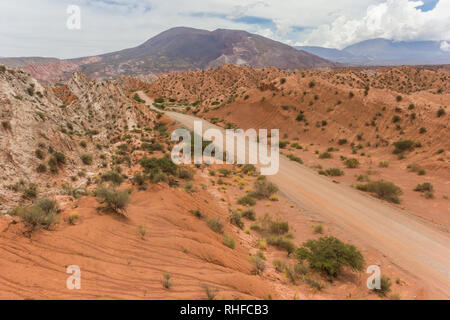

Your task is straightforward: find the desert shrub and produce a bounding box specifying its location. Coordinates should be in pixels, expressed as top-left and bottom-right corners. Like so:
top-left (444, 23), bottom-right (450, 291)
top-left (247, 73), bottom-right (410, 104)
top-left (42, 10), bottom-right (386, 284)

top-left (101, 171), bottom-right (124, 185)
top-left (308, 81), bottom-right (315, 88)
top-left (222, 234), bottom-right (235, 249)
top-left (1, 120), bottom-right (11, 130)
top-left (137, 225), bottom-right (146, 239)
top-left (250, 255), bottom-right (266, 275)
top-left (183, 181), bottom-right (196, 193)
top-left (177, 167), bottom-right (194, 180)
top-left (279, 141), bottom-right (289, 149)
top-left (162, 274), bottom-right (171, 289)
top-left (322, 168), bottom-right (344, 176)
top-left (35, 149), bottom-right (44, 159)
top-left (344, 158), bottom-right (360, 168)
top-left (319, 152), bottom-right (332, 159)
top-left (202, 284), bottom-right (218, 300)
top-left (241, 164), bottom-right (256, 175)
top-left (392, 115), bottom-right (401, 123)
top-left (296, 112), bottom-right (305, 122)
top-left (218, 168), bottom-right (232, 177)
top-left (133, 93), bottom-right (145, 103)
top-left (266, 236), bottom-right (296, 255)
top-left (207, 218), bottom-right (224, 234)
top-left (419, 127), bottom-right (427, 134)
top-left (67, 213), bottom-right (79, 225)
top-left (338, 139), bottom-right (348, 145)
top-left (79, 140), bottom-right (87, 148)
top-left (287, 154), bottom-right (303, 164)
top-left (373, 275), bottom-right (391, 296)
top-left (242, 209), bottom-right (256, 221)
top-left (437, 108), bottom-right (445, 117)
top-left (379, 161), bottom-right (389, 168)
top-left (189, 209), bottom-right (203, 219)
top-left (141, 142), bottom-right (164, 152)
top-left (152, 172), bottom-right (168, 183)
top-left (349, 91), bottom-right (354, 98)
top-left (36, 164), bottom-right (47, 173)
top-left (392, 140), bottom-right (416, 154)
top-left (23, 184), bottom-right (38, 199)
top-left (252, 176), bottom-right (278, 199)
top-left (53, 152), bottom-right (66, 165)
top-left (238, 195), bottom-right (256, 206)
top-left (272, 260), bottom-right (286, 273)
top-left (229, 212), bottom-right (244, 229)
top-left (414, 182), bottom-right (434, 192)
top-left (357, 180), bottom-right (402, 203)
top-left (295, 236), bottom-right (364, 277)
top-left (269, 221), bottom-right (289, 235)
top-left (11, 198), bottom-right (58, 231)
top-left (132, 172), bottom-right (147, 190)
top-left (313, 225), bottom-right (323, 234)
top-left (154, 98), bottom-right (164, 103)
top-left (80, 154), bottom-right (93, 165)
top-left (0, 65), bottom-right (6, 72)
top-left (140, 155), bottom-right (178, 176)
top-left (95, 187), bottom-right (130, 216)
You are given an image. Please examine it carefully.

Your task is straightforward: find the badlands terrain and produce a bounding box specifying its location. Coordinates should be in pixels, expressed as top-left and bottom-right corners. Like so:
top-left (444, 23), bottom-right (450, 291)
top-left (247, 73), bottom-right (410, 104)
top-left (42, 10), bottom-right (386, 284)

top-left (0, 62), bottom-right (449, 300)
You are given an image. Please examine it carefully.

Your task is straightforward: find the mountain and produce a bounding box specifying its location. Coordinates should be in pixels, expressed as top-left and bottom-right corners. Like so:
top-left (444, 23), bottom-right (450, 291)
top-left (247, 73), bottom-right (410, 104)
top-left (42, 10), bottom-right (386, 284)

top-left (0, 27), bottom-right (336, 81)
top-left (296, 38), bottom-right (450, 66)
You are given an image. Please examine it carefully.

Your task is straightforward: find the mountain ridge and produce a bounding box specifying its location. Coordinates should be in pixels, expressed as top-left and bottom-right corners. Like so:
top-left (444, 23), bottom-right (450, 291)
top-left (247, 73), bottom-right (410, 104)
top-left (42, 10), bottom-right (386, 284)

top-left (0, 27), bottom-right (337, 81)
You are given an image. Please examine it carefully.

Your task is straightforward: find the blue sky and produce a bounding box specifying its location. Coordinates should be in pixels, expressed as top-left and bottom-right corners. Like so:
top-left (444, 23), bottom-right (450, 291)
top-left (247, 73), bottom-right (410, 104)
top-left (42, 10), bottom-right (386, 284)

top-left (0, 0), bottom-right (448, 58)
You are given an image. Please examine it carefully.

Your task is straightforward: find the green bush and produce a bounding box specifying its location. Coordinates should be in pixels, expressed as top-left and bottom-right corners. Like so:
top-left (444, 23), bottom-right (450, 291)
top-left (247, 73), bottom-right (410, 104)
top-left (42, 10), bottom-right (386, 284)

top-left (80, 154), bottom-right (93, 165)
top-left (437, 108), bottom-right (445, 117)
top-left (101, 171), bottom-right (124, 185)
top-left (250, 255), bottom-right (266, 274)
top-left (392, 140), bottom-right (416, 154)
top-left (140, 155), bottom-right (178, 176)
top-left (53, 152), bottom-right (66, 165)
top-left (295, 236), bottom-right (364, 277)
top-left (269, 221), bottom-right (289, 235)
top-left (237, 195), bottom-right (256, 206)
top-left (95, 187), bottom-right (130, 216)
top-left (357, 180), bottom-right (402, 203)
top-left (266, 236), bottom-right (296, 255)
top-left (207, 218), bottom-right (224, 234)
top-left (242, 209), bottom-right (256, 221)
top-left (344, 158), bottom-right (360, 168)
top-left (229, 212), bottom-right (244, 229)
top-left (319, 152), bottom-right (332, 159)
top-left (414, 182), bottom-right (433, 192)
top-left (287, 154), bottom-right (303, 164)
top-left (374, 275), bottom-right (391, 296)
top-left (222, 234), bottom-right (235, 249)
top-left (322, 168), bottom-right (344, 176)
top-left (252, 176), bottom-right (278, 199)
top-left (11, 198), bottom-right (58, 231)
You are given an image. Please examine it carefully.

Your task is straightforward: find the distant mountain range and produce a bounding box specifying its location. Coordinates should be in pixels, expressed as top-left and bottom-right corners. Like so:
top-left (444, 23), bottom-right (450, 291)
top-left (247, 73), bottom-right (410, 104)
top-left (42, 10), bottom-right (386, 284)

top-left (296, 38), bottom-right (450, 66)
top-left (0, 27), bottom-right (336, 81)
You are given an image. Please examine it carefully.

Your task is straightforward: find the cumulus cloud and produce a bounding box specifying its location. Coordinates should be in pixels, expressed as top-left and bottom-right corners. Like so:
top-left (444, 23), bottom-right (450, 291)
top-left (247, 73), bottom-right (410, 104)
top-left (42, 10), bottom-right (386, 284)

top-left (0, 0), bottom-right (449, 57)
top-left (301, 0), bottom-right (450, 48)
top-left (441, 41), bottom-right (450, 51)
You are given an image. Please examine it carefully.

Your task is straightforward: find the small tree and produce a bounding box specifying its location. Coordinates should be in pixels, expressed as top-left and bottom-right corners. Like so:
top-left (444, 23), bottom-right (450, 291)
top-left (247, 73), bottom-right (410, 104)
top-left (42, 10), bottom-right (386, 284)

top-left (295, 236), bottom-right (364, 277)
top-left (95, 187), bottom-right (130, 216)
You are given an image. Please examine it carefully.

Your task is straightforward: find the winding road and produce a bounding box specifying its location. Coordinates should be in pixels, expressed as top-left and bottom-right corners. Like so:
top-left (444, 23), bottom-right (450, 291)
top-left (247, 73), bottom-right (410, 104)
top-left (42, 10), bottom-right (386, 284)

top-left (139, 92), bottom-right (450, 299)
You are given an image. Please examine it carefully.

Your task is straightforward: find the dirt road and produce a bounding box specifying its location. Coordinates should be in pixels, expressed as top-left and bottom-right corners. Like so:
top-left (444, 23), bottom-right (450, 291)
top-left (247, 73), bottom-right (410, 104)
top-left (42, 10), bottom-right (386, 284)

top-left (140, 92), bottom-right (450, 299)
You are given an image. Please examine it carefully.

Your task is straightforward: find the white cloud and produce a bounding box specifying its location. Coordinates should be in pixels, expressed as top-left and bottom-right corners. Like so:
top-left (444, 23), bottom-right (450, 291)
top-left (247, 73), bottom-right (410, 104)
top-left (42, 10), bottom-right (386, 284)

top-left (441, 41), bottom-right (450, 51)
top-left (301, 0), bottom-right (450, 48)
top-left (0, 0), bottom-right (448, 58)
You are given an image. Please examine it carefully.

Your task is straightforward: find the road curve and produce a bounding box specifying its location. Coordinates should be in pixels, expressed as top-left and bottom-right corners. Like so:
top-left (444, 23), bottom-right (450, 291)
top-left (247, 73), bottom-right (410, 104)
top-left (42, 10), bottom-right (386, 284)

top-left (140, 92), bottom-right (450, 299)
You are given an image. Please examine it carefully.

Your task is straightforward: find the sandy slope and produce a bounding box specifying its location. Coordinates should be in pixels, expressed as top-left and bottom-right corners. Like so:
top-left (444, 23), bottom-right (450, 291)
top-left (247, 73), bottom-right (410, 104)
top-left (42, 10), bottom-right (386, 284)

top-left (139, 92), bottom-right (450, 299)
